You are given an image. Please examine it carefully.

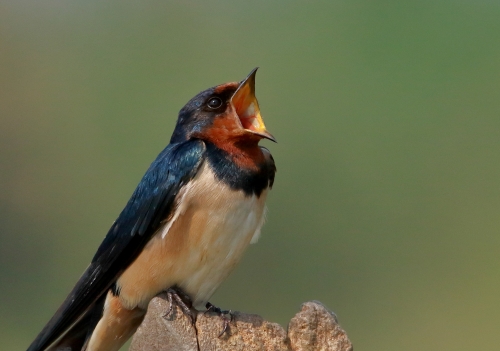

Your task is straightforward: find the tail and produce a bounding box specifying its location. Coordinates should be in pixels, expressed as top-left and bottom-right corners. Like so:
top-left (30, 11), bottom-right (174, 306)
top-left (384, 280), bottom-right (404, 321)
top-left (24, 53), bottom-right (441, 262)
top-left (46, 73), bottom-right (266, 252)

top-left (27, 297), bottom-right (104, 351)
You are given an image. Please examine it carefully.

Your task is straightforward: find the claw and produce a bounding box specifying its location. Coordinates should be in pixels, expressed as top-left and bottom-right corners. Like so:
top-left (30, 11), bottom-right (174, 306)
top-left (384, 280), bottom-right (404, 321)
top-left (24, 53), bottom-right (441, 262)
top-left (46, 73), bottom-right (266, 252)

top-left (218, 310), bottom-right (232, 338)
top-left (205, 302), bottom-right (233, 337)
top-left (162, 287), bottom-right (196, 324)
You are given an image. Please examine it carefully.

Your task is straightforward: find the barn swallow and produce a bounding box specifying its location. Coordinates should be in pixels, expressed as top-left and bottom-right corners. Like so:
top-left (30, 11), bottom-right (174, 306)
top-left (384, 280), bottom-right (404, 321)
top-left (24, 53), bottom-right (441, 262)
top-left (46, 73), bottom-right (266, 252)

top-left (27, 68), bottom-right (276, 351)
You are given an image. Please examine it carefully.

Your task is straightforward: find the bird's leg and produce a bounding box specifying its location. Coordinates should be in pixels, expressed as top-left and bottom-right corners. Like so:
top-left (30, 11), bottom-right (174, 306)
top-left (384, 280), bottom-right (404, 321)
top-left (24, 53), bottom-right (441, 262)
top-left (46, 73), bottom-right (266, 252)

top-left (205, 302), bottom-right (233, 337)
top-left (163, 287), bottom-right (197, 324)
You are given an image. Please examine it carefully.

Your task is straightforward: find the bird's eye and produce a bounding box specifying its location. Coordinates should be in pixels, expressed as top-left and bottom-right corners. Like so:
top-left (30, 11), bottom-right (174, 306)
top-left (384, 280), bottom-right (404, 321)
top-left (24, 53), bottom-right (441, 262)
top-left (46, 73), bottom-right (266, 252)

top-left (207, 97), bottom-right (223, 109)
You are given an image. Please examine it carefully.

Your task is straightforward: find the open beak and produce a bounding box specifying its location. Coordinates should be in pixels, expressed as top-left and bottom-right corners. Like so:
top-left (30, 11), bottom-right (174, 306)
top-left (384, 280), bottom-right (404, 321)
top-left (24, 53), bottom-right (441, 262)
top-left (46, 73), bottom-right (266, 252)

top-left (231, 68), bottom-right (276, 142)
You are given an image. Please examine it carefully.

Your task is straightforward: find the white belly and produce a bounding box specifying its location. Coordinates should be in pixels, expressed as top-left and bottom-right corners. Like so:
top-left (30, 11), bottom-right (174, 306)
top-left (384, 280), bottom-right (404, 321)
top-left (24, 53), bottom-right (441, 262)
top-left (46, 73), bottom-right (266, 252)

top-left (177, 188), bottom-right (266, 305)
top-left (117, 162), bottom-right (268, 309)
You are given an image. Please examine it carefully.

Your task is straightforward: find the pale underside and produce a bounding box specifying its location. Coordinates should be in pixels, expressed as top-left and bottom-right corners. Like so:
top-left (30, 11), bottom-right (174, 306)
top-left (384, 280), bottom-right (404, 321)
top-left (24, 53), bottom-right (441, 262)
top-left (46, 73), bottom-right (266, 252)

top-left (117, 161), bottom-right (268, 310)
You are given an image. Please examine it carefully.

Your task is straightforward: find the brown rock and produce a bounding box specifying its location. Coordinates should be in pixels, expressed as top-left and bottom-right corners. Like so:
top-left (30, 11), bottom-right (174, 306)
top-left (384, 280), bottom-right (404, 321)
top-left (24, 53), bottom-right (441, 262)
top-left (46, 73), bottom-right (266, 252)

top-left (129, 295), bottom-right (198, 351)
top-left (288, 301), bottom-right (352, 351)
top-left (129, 294), bottom-right (352, 351)
top-left (197, 311), bottom-right (290, 351)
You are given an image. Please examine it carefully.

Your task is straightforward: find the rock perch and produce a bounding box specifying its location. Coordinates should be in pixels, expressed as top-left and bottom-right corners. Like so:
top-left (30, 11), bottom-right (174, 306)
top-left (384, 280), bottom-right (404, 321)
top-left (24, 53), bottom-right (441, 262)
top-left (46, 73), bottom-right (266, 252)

top-left (130, 293), bottom-right (352, 351)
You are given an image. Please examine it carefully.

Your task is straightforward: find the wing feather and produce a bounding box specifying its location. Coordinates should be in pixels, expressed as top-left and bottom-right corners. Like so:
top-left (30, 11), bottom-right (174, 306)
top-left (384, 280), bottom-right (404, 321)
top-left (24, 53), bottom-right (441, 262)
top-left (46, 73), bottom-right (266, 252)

top-left (27, 140), bottom-right (206, 351)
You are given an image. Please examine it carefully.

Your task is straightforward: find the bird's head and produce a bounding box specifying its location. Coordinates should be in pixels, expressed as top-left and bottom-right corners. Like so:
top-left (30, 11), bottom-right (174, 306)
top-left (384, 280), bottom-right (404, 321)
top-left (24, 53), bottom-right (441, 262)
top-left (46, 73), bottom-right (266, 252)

top-left (171, 68), bottom-right (275, 145)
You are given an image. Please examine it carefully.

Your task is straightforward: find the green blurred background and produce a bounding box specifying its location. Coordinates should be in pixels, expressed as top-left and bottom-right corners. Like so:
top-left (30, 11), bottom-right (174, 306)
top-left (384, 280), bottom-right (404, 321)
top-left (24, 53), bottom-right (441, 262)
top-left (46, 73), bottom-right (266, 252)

top-left (1, 1), bottom-right (500, 350)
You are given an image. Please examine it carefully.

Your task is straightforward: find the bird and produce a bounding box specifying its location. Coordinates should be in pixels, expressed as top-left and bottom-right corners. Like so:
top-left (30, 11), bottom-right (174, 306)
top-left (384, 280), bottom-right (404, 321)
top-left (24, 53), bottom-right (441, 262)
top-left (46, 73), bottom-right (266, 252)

top-left (27, 68), bottom-right (276, 351)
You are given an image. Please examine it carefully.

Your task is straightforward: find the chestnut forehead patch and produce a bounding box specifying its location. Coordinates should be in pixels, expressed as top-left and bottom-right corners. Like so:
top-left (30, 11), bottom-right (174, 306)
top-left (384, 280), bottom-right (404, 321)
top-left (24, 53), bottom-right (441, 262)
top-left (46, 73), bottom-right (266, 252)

top-left (214, 81), bottom-right (239, 94)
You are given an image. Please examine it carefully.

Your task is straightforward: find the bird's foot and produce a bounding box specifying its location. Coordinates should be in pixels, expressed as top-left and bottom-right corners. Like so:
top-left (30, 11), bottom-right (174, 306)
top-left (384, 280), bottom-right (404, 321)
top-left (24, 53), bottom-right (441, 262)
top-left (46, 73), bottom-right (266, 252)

top-left (205, 302), bottom-right (233, 337)
top-left (163, 287), bottom-right (197, 324)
